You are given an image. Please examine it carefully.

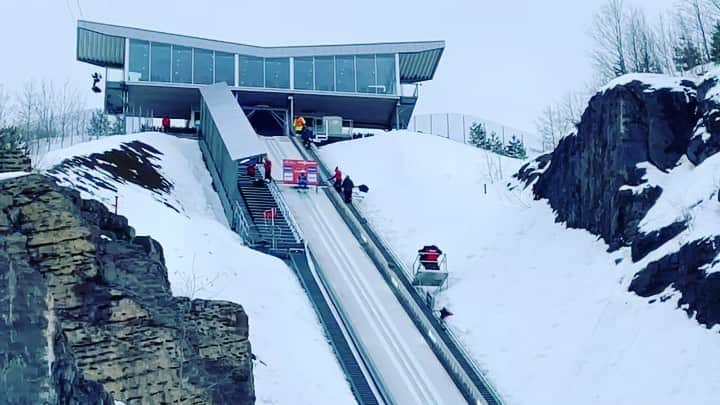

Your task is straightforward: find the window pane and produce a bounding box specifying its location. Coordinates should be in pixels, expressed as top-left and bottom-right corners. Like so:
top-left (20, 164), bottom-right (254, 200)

top-left (265, 58), bottom-right (289, 89)
top-left (129, 39), bottom-right (149, 82)
top-left (356, 54), bottom-right (376, 93)
top-left (294, 57), bottom-right (313, 90)
top-left (314, 56), bottom-right (334, 91)
top-left (376, 54), bottom-right (396, 94)
top-left (172, 45), bottom-right (192, 83)
top-left (150, 42), bottom-right (171, 82)
top-left (194, 48), bottom-right (213, 84)
top-left (239, 56), bottom-right (264, 87)
top-left (335, 55), bottom-right (355, 92)
top-left (215, 52), bottom-right (235, 85)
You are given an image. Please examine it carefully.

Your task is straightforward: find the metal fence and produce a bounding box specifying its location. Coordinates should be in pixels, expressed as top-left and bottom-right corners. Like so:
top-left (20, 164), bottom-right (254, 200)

top-left (410, 112), bottom-right (543, 153)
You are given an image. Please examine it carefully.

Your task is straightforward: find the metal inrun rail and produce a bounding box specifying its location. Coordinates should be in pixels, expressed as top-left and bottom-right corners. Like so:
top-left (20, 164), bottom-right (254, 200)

top-left (297, 136), bottom-right (504, 405)
top-left (288, 247), bottom-right (387, 405)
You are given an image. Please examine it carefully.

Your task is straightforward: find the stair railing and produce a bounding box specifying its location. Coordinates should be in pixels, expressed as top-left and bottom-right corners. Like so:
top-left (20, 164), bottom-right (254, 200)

top-left (267, 180), bottom-right (304, 243)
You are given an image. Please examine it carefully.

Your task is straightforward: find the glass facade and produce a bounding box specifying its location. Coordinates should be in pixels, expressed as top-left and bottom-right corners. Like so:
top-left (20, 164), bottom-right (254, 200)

top-left (194, 48), bottom-right (214, 84)
top-left (314, 56), bottom-right (335, 91)
top-left (355, 55), bottom-right (376, 94)
top-left (335, 55), bottom-right (355, 92)
top-left (150, 42), bottom-right (171, 82)
top-left (126, 37), bottom-right (398, 94)
top-left (215, 52), bottom-right (235, 85)
top-left (128, 39), bottom-right (149, 81)
top-left (376, 54), bottom-right (396, 94)
top-left (172, 46), bottom-right (192, 83)
top-left (239, 56), bottom-right (264, 87)
top-left (264, 58), bottom-right (290, 89)
top-left (294, 57), bottom-right (314, 90)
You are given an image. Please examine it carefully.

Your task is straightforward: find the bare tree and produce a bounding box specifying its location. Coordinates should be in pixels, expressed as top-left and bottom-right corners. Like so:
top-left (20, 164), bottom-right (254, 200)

top-left (676, 0), bottom-right (713, 62)
top-left (0, 85), bottom-right (10, 128)
top-left (16, 81), bottom-right (39, 148)
top-left (655, 12), bottom-right (680, 74)
top-left (591, 0), bottom-right (628, 82)
top-left (56, 80), bottom-right (85, 147)
top-left (536, 105), bottom-right (562, 152)
top-left (560, 91), bottom-right (590, 129)
top-left (625, 7), bottom-right (661, 73)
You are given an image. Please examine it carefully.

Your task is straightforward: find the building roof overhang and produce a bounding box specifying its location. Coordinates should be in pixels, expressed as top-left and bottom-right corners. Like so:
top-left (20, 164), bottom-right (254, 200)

top-left (77, 20), bottom-right (444, 83)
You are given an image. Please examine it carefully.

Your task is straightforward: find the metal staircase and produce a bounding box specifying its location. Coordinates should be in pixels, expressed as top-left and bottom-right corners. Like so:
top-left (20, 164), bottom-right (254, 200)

top-left (236, 170), bottom-right (303, 255)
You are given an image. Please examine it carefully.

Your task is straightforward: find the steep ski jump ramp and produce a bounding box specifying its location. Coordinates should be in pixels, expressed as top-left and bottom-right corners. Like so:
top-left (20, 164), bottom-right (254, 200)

top-left (263, 136), bottom-right (468, 405)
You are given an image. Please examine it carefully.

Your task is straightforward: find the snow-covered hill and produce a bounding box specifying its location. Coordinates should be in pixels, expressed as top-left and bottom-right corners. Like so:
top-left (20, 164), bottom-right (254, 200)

top-left (319, 130), bottom-right (720, 405)
top-left (39, 133), bottom-right (354, 405)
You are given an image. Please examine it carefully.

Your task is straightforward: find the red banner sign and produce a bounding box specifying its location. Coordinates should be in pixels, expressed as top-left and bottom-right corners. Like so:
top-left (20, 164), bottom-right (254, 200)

top-left (282, 159), bottom-right (319, 186)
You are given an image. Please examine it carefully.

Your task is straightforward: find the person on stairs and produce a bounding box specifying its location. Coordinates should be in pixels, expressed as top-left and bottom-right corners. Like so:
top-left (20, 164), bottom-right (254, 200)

top-left (264, 158), bottom-right (272, 182)
top-left (246, 162), bottom-right (256, 178)
top-left (341, 175), bottom-right (354, 203)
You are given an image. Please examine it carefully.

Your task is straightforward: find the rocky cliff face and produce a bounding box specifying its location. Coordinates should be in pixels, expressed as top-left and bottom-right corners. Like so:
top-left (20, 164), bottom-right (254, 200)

top-left (517, 74), bottom-right (720, 329)
top-left (0, 174), bottom-right (254, 404)
top-left (0, 149), bottom-right (31, 173)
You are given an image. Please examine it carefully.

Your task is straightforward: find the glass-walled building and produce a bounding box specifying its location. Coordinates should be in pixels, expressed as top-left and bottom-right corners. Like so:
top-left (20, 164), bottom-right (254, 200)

top-left (77, 20), bottom-right (444, 130)
top-left (126, 40), bottom-right (398, 94)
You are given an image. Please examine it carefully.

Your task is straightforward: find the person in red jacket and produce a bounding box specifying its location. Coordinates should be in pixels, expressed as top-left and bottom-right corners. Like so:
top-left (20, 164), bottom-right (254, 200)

top-left (247, 163), bottom-right (256, 177)
top-left (264, 158), bottom-right (272, 181)
top-left (329, 166), bottom-right (342, 193)
top-left (161, 116), bottom-right (171, 132)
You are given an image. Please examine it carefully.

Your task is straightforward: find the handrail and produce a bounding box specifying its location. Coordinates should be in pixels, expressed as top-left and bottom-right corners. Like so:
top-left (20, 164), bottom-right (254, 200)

top-left (232, 200), bottom-right (262, 246)
top-left (267, 177), bottom-right (304, 244)
top-left (299, 137), bottom-right (504, 405)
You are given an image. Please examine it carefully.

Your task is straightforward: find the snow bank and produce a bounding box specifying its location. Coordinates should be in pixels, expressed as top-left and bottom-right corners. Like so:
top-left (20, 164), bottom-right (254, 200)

top-left (319, 131), bottom-right (720, 405)
top-left (43, 133), bottom-right (353, 405)
top-left (0, 171), bottom-right (30, 181)
top-left (599, 73), bottom-right (696, 94)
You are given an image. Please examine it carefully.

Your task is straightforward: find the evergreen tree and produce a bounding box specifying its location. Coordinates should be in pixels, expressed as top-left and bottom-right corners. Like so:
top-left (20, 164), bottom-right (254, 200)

top-left (711, 21), bottom-right (720, 64)
top-left (488, 131), bottom-right (504, 154)
top-left (674, 35), bottom-right (702, 72)
top-left (87, 110), bottom-right (111, 138)
top-left (110, 116), bottom-right (125, 135)
top-left (0, 127), bottom-right (23, 151)
top-left (503, 135), bottom-right (527, 159)
top-left (468, 122), bottom-right (487, 149)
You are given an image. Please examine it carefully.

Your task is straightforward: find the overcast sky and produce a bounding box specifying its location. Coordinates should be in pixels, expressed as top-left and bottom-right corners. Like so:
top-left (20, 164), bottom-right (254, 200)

top-left (0, 0), bottom-right (676, 131)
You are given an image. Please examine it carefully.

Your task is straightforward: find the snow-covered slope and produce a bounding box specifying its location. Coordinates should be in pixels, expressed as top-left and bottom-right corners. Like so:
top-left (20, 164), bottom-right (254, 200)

top-left (40, 133), bottom-right (354, 405)
top-left (319, 131), bottom-right (720, 405)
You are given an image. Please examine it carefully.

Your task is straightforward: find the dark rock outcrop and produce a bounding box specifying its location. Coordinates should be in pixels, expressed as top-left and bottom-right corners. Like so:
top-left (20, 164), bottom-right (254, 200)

top-left (687, 76), bottom-right (720, 165)
top-left (533, 80), bottom-right (697, 250)
top-left (0, 174), bottom-right (254, 404)
top-left (630, 237), bottom-right (720, 327)
top-left (522, 75), bottom-right (720, 329)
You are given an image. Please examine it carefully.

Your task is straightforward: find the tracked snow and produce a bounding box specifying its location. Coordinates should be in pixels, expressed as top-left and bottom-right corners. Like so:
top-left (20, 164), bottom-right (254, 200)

top-left (40, 133), bottom-right (354, 405)
top-left (319, 131), bottom-right (720, 405)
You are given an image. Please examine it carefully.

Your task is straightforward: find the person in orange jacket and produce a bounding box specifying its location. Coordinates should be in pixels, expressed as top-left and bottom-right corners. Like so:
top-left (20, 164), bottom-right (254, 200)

top-left (294, 116), bottom-right (306, 135)
top-left (161, 116), bottom-right (171, 132)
